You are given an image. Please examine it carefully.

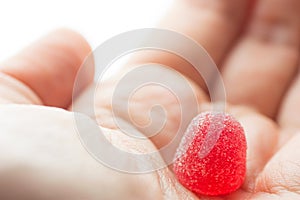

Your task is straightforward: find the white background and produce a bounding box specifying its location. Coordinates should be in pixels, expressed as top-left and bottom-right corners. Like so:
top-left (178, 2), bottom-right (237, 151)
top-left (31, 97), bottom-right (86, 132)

top-left (0, 0), bottom-right (173, 61)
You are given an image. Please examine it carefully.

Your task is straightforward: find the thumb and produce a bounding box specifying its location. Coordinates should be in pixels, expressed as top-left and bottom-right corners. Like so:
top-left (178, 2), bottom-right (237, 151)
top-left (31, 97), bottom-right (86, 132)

top-left (0, 29), bottom-right (93, 108)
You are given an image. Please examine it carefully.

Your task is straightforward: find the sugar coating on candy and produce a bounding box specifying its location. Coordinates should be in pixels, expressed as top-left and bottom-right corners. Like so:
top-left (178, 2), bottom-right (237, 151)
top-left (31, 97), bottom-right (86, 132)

top-left (173, 112), bottom-right (247, 196)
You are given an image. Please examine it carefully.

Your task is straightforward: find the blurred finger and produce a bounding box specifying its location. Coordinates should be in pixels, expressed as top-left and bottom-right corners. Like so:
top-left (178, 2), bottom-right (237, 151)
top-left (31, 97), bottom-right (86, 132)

top-left (235, 109), bottom-right (279, 192)
top-left (221, 0), bottom-right (300, 117)
top-left (127, 0), bottom-right (250, 87)
top-left (278, 68), bottom-right (300, 144)
top-left (0, 29), bottom-right (93, 108)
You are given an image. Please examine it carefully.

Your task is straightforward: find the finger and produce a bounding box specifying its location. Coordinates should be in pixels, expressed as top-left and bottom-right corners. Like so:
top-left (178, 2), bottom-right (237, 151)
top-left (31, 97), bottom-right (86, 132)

top-left (235, 109), bottom-right (279, 192)
top-left (278, 68), bottom-right (300, 144)
top-left (221, 0), bottom-right (300, 118)
top-left (127, 0), bottom-right (250, 87)
top-left (0, 29), bottom-right (93, 108)
top-left (254, 133), bottom-right (300, 198)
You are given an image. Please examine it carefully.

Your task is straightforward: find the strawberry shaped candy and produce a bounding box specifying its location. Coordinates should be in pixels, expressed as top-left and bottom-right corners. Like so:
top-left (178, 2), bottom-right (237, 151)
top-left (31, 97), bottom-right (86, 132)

top-left (173, 112), bottom-right (247, 196)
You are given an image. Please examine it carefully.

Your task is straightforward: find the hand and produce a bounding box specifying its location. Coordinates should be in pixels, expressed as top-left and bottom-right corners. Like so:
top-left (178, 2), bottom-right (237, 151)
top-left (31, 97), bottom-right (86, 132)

top-left (0, 0), bottom-right (299, 200)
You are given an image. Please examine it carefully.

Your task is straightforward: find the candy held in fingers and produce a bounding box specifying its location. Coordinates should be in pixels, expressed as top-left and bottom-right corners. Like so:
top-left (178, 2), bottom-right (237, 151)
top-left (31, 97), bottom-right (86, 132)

top-left (173, 112), bottom-right (247, 196)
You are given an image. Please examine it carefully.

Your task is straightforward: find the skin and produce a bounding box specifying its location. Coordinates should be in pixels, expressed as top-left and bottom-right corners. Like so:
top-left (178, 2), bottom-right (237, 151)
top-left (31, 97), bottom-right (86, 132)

top-left (0, 0), bottom-right (299, 199)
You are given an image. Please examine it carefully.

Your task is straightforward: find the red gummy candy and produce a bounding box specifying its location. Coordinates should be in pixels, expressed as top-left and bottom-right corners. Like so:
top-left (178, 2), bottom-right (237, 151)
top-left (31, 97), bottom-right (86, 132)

top-left (173, 112), bottom-right (247, 196)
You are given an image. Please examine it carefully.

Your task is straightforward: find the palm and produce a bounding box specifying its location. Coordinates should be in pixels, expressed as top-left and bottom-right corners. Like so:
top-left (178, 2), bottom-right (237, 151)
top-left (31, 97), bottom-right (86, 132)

top-left (90, 69), bottom-right (298, 199)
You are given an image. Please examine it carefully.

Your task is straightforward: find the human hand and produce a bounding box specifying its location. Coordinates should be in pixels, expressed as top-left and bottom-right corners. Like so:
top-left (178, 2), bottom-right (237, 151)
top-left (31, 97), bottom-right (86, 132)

top-left (0, 0), bottom-right (299, 200)
top-left (0, 29), bottom-right (174, 200)
top-left (87, 0), bottom-right (300, 198)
